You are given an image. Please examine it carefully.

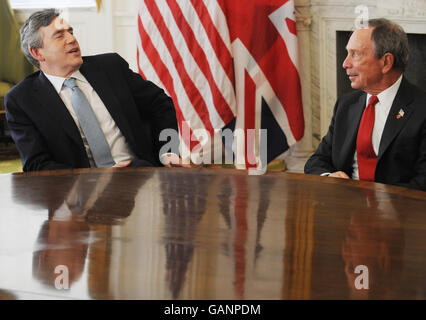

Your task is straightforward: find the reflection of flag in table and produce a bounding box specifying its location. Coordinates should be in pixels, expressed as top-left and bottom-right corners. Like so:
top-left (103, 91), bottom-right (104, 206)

top-left (137, 0), bottom-right (304, 168)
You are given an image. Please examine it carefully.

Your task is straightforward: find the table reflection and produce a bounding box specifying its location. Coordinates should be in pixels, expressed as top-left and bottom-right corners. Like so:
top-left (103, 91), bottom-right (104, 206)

top-left (160, 171), bottom-right (208, 299)
top-left (2, 168), bottom-right (426, 299)
top-left (156, 172), bottom-right (278, 299)
top-left (342, 189), bottom-right (404, 299)
top-left (12, 171), bottom-right (151, 295)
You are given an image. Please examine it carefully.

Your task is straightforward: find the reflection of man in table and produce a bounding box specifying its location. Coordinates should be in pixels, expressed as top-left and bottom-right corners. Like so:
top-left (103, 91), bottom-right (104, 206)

top-left (33, 220), bottom-right (89, 288)
top-left (342, 192), bottom-right (404, 299)
top-left (304, 18), bottom-right (426, 191)
top-left (32, 172), bottom-right (144, 290)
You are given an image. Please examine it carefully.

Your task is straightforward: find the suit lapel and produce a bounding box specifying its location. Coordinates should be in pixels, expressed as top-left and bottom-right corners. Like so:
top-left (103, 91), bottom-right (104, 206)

top-left (79, 60), bottom-right (136, 147)
top-left (340, 93), bottom-right (366, 170)
top-left (32, 72), bottom-right (84, 147)
top-left (378, 78), bottom-right (414, 160)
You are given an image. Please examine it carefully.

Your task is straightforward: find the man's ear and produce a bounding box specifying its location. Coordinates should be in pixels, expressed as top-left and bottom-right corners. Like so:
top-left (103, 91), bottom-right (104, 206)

top-left (382, 52), bottom-right (394, 74)
top-left (29, 47), bottom-right (45, 63)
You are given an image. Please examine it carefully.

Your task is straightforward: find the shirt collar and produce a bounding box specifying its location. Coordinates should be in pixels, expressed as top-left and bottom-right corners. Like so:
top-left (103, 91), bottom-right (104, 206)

top-left (43, 70), bottom-right (88, 94)
top-left (366, 74), bottom-right (403, 107)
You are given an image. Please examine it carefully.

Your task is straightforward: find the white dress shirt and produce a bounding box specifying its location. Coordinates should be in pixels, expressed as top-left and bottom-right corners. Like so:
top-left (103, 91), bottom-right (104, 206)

top-left (352, 75), bottom-right (403, 179)
top-left (44, 71), bottom-right (135, 167)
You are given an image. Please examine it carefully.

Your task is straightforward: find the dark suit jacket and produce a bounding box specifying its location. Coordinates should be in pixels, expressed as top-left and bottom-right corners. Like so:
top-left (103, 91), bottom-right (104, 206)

top-left (304, 77), bottom-right (426, 191)
top-left (5, 53), bottom-right (178, 171)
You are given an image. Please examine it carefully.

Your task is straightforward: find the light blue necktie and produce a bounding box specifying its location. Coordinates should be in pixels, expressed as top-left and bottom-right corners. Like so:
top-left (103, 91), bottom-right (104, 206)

top-left (63, 78), bottom-right (115, 167)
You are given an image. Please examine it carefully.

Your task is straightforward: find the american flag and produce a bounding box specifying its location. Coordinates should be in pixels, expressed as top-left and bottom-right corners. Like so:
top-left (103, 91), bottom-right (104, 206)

top-left (137, 0), bottom-right (304, 170)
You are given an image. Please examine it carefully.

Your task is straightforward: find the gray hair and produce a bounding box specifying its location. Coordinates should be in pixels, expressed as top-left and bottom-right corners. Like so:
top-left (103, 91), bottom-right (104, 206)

top-left (368, 18), bottom-right (409, 72)
top-left (20, 9), bottom-right (60, 68)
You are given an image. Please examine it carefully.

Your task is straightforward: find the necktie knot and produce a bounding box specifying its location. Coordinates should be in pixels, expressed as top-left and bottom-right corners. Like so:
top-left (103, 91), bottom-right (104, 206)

top-left (63, 78), bottom-right (78, 90)
top-left (368, 95), bottom-right (379, 108)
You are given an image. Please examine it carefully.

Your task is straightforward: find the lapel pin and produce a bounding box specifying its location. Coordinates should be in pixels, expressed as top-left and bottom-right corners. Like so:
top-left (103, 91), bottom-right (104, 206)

top-left (396, 109), bottom-right (405, 119)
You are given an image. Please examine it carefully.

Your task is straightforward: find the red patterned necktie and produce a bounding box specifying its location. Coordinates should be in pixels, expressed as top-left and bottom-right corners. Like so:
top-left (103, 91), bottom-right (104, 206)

top-left (356, 95), bottom-right (379, 181)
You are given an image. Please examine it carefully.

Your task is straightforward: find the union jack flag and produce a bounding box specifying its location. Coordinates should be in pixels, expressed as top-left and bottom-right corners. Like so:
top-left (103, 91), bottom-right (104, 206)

top-left (137, 0), bottom-right (304, 170)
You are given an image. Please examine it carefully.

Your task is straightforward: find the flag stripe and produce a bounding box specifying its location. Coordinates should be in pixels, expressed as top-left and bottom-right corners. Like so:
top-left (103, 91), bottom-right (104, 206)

top-left (136, 48), bottom-right (146, 80)
top-left (144, 0), bottom-right (216, 135)
top-left (244, 71), bottom-right (256, 169)
top-left (158, 0), bottom-right (227, 130)
top-left (190, 0), bottom-right (234, 84)
top-left (136, 28), bottom-right (167, 93)
top-left (138, 8), bottom-right (199, 131)
top-left (138, 0), bottom-right (209, 147)
top-left (173, 0), bottom-right (236, 123)
top-left (137, 13), bottom-right (200, 150)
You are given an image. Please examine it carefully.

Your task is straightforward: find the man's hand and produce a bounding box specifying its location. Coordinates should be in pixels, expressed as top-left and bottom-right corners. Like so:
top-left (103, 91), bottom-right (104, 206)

top-left (329, 171), bottom-right (350, 179)
top-left (161, 153), bottom-right (191, 168)
top-left (113, 161), bottom-right (132, 168)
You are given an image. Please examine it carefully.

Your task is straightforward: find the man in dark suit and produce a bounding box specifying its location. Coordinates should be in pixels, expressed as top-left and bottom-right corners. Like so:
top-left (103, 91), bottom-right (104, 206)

top-left (5, 9), bottom-right (186, 172)
top-left (305, 18), bottom-right (426, 191)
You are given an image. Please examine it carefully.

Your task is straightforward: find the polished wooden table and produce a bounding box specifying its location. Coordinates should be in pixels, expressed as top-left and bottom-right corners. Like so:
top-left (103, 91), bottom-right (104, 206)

top-left (1, 167), bottom-right (426, 300)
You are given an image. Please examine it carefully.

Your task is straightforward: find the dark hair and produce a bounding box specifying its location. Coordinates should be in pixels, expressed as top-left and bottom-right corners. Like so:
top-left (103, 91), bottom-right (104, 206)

top-left (368, 18), bottom-right (409, 72)
top-left (20, 8), bottom-right (60, 68)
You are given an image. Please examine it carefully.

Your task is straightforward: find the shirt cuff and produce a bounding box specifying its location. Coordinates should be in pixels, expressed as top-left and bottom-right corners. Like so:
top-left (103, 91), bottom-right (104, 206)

top-left (320, 172), bottom-right (331, 177)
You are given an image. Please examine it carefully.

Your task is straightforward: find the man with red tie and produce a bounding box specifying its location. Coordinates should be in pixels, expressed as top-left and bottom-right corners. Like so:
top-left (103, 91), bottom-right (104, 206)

top-left (304, 18), bottom-right (426, 191)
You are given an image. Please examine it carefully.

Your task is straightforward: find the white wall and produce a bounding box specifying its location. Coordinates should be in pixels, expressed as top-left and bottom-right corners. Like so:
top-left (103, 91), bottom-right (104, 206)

top-left (111, 0), bottom-right (138, 72)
